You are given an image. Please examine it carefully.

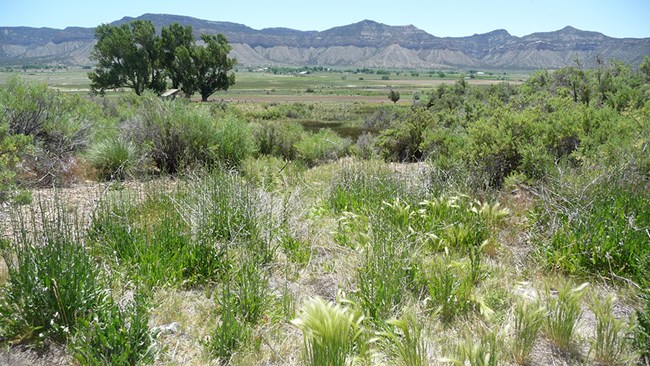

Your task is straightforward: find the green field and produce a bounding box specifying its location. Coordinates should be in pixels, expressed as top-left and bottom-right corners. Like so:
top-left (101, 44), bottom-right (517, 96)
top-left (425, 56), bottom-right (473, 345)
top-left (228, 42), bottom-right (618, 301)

top-left (1, 62), bottom-right (649, 366)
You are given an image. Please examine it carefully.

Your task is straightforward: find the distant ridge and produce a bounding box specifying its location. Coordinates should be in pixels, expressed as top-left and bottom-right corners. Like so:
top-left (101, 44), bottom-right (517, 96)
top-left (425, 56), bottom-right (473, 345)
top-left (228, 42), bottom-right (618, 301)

top-left (1, 13), bottom-right (649, 69)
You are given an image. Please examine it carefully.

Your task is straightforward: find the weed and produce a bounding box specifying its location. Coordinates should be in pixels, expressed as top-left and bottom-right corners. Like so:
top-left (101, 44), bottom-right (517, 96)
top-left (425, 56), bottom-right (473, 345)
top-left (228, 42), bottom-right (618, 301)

top-left (543, 283), bottom-right (588, 352)
top-left (72, 293), bottom-right (156, 365)
top-left (376, 309), bottom-right (429, 366)
top-left (589, 295), bottom-right (631, 365)
top-left (454, 329), bottom-right (503, 366)
top-left (511, 301), bottom-right (545, 365)
top-left (291, 297), bottom-right (365, 366)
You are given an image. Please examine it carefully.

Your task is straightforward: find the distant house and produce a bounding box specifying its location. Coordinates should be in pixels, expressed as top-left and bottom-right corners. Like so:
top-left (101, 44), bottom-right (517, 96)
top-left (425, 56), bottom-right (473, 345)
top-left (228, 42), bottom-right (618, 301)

top-left (161, 89), bottom-right (181, 100)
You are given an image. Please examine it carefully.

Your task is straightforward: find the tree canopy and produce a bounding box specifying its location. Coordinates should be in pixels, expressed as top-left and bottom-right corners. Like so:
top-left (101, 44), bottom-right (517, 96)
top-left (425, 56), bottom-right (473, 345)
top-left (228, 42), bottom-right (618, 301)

top-left (88, 20), bottom-right (236, 101)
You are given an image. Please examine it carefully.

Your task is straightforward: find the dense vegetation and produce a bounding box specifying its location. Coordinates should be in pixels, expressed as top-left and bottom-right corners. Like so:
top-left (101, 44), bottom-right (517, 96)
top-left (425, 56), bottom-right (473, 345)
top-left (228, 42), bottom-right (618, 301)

top-left (0, 57), bottom-right (649, 365)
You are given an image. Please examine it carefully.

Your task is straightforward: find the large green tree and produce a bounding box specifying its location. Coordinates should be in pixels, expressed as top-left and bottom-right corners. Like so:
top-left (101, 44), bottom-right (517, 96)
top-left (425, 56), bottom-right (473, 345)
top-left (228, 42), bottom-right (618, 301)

top-left (89, 20), bottom-right (166, 96)
top-left (175, 34), bottom-right (236, 101)
top-left (159, 23), bottom-right (195, 89)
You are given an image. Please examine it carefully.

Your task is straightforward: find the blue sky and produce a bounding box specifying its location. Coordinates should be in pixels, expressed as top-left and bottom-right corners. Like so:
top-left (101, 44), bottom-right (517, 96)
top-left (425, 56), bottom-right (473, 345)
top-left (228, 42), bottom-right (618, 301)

top-left (1, 0), bottom-right (649, 38)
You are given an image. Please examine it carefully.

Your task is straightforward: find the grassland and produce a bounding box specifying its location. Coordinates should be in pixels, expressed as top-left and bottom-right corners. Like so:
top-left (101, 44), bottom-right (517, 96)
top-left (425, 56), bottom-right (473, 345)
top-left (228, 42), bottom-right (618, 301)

top-left (0, 64), bottom-right (648, 366)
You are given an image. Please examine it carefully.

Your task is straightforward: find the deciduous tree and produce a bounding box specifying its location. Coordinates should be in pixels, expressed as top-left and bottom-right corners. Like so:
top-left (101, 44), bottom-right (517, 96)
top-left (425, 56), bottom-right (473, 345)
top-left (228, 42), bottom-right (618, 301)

top-left (89, 20), bottom-right (165, 96)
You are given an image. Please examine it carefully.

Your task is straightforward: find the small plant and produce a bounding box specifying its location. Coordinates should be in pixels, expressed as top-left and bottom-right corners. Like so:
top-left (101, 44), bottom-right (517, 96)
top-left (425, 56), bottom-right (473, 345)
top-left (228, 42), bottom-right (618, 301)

top-left (589, 295), bottom-right (631, 365)
top-left (0, 223), bottom-right (105, 343)
top-left (376, 309), bottom-right (429, 366)
top-left (454, 329), bottom-right (503, 366)
top-left (511, 301), bottom-right (545, 365)
top-left (86, 137), bottom-right (137, 181)
top-left (425, 259), bottom-right (474, 324)
top-left (635, 289), bottom-right (650, 363)
top-left (72, 293), bottom-right (156, 365)
top-left (207, 283), bottom-right (251, 362)
top-left (543, 282), bottom-right (588, 352)
top-left (291, 297), bottom-right (365, 366)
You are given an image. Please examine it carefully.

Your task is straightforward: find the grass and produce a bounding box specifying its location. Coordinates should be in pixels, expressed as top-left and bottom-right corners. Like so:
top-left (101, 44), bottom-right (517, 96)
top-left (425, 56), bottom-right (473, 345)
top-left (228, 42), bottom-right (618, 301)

top-left (589, 295), bottom-right (631, 365)
top-left (511, 301), bottom-right (545, 365)
top-left (543, 283), bottom-right (588, 353)
top-left (291, 297), bottom-right (365, 366)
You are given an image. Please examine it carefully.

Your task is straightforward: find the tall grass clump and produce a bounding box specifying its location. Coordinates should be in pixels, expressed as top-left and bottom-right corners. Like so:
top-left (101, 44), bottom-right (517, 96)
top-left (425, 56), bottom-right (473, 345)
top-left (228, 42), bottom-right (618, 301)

top-left (543, 283), bottom-right (587, 352)
top-left (454, 330), bottom-right (503, 366)
top-left (86, 137), bottom-right (138, 181)
top-left (207, 282), bottom-right (252, 363)
top-left (72, 293), bottom-right (156, 365)
top-left (635, 289), bottom-right (650, 363)
top-left (511, 301), bottom-right (545, 365)
top-left (0, 208), bottom-right (104, 343)
top-left (376, 309), bottom-right (429, 366)
top-left (327, 161), bottom-right (405, 213)
top-left (589, 295), bottom-right (631, 365)
top-left (252, 120), bottom-right (305, 160)
top-left (356, 227), bottom-right (419, 320)
top-left (291, 297), bottom-right (365, 366)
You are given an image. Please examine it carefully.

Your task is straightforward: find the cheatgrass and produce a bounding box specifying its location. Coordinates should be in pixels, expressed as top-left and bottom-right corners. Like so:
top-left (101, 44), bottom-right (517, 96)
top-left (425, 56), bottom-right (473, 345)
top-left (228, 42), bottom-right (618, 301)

top-left (376, 308), bottom-right (429, 366)
top-left (454, 329), bottom-right (503, 366)
top-left (543, 283), bottom-right (588, 352)
top-left (424, 258), bottom-right (474, 324)
top-left (589, 295), bottom-right (631, 365)
top-left (511, 301), bottom-right (545, 365)
top-left (291, 297), bottom-right (365, 366)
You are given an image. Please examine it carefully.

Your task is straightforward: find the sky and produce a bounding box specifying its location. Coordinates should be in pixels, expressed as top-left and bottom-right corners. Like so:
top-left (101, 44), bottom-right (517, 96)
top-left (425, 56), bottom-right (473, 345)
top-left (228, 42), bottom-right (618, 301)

top-left (1, 0), bottom-right (649, 38)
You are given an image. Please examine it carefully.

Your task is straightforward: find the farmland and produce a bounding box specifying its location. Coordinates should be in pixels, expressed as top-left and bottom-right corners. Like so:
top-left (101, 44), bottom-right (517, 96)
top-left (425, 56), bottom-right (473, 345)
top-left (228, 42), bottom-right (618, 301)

top-left (0, 61), bottom-right (649, 366)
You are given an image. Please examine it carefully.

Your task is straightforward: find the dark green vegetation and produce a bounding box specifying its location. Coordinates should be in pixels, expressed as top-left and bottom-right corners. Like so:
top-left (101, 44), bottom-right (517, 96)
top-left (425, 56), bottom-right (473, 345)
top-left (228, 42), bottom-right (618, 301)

top-left (90, 20), bottom-right (235, 101)
top-left (0, 57), bottom-right (649, 365)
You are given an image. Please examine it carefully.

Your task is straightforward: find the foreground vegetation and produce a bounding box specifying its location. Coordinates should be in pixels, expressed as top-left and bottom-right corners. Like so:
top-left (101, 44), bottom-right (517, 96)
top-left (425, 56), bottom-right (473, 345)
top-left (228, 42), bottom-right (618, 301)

top-left (0, 58), bottom-right (649, 365)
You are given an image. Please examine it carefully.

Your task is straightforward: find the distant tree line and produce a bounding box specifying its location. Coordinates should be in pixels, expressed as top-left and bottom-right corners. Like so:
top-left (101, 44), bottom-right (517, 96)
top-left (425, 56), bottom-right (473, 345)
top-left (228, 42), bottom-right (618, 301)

top-left (88, 20), bottom-right (236, 101)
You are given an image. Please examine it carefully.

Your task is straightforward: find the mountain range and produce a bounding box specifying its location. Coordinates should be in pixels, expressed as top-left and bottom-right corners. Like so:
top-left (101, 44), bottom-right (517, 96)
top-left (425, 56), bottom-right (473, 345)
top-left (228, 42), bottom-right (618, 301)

top-left (1, 13), bottom-right (649, 70)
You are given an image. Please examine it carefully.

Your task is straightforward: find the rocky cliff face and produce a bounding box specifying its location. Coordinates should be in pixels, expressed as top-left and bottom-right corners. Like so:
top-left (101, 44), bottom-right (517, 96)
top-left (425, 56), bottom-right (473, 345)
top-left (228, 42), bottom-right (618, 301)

top-left (1, 14), bottom-right (648, 69)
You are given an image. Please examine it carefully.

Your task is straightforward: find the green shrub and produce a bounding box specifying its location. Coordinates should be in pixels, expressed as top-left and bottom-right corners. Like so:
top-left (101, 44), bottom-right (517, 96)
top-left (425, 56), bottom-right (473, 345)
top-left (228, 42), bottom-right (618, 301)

top-left (252, 120), bottom-right (305, 160)
top-left (124, 94), bottom-right (254, 174)
top-left (295, 129), bottom-right (351, 166)
top-left (211, 114), bottom-right (256, 167)
top-left (0, 77), bottom-right (93, 186)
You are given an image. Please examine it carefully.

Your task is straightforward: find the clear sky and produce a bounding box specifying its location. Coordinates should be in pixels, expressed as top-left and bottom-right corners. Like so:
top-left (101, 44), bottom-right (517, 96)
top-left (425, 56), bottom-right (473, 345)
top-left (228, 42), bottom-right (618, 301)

top-left (1, 0), bottom-right (649, 38)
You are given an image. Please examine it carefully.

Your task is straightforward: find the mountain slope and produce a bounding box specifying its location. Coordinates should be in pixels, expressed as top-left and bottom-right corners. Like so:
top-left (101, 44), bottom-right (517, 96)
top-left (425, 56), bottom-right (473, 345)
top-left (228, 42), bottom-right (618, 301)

top-left (1, 14), bottom-right (649, 69)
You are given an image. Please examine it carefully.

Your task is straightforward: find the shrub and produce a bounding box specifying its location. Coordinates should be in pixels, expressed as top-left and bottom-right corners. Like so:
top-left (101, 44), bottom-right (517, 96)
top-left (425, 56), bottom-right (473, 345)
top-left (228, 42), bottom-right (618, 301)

top-left (295, 129), bottom-right (351, 166)
top-left (124, 94), bottom-right (254, 174)
top-left (0, 77), bottom-right (93, 186)
top-left (252, 120), bottom-right (305, 160)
